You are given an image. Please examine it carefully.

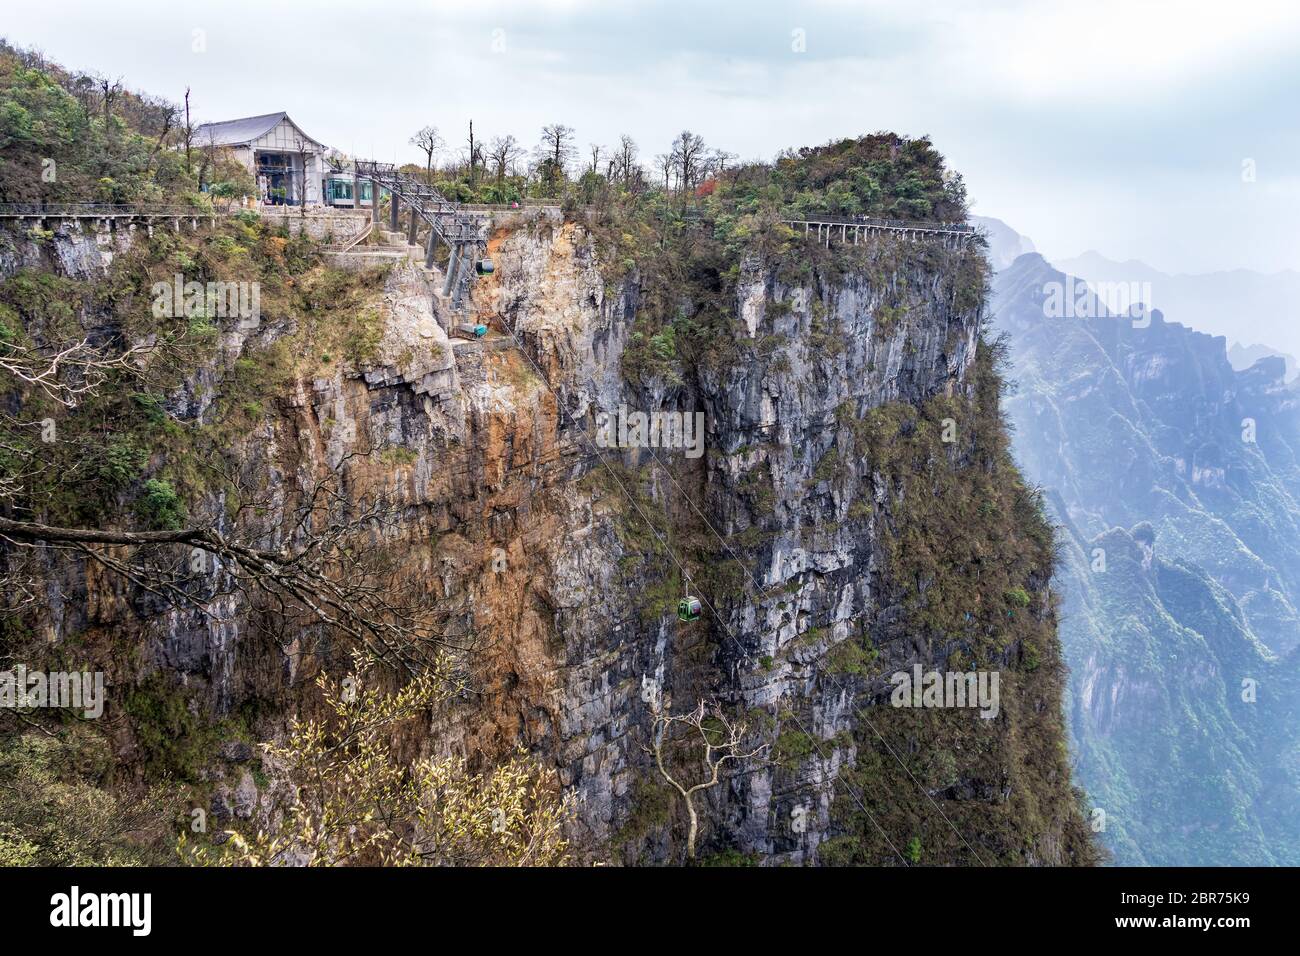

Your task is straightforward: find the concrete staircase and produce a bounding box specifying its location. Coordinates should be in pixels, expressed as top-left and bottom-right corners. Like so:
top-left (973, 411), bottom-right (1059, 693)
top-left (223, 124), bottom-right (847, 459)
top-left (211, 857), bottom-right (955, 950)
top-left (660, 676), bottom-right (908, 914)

top-left (322, 227), bottom-right (470, 336)
top-left (325, 226), bottom-right (431, 272)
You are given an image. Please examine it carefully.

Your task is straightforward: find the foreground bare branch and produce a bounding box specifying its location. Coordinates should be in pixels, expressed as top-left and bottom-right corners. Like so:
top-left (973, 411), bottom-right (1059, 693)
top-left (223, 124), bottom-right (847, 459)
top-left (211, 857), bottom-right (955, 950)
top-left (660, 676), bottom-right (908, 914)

top-left (0, 339), bottom-right (150, 408)
top-left (0, 502), bottom-right (456, 674)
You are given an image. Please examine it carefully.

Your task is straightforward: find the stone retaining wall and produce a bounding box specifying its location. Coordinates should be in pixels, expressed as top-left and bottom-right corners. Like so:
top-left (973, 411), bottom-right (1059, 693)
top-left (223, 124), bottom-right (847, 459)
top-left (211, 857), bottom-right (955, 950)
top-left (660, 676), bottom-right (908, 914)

top-left (256, 208), bottom-right (370, 243)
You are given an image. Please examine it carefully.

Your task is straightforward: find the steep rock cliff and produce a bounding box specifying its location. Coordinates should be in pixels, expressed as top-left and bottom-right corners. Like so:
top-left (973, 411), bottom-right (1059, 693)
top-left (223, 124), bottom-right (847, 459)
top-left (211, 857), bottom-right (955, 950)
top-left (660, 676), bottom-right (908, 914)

top-left (0, 215), bottom-right (1096, 865)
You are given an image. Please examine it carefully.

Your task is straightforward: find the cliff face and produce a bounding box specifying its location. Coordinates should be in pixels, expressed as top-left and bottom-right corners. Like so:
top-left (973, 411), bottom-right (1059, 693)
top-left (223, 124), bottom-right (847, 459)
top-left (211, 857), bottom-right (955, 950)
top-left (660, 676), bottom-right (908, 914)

top-left (1, 216), bottom-right (1096, 865)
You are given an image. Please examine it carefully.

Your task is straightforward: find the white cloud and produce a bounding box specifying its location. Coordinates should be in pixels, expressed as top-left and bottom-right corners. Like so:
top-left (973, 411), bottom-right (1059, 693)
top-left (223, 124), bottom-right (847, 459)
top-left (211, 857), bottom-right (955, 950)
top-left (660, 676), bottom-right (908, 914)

top-left (940, 0), bottom-right (1300, 103)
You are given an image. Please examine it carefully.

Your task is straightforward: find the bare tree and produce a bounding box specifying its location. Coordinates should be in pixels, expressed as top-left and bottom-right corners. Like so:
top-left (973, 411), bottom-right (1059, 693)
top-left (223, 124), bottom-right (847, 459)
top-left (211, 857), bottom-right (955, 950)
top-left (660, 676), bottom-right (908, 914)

top-left (0, 336), bottom-right (459, 674)
top-left (670, 130), bottom-right (708, 199)
top-left (465, 120), bottom-right (485, 186)
top-left (655, 152), bottom-right (674, 191)
top-left (537, 124), bottom-right (575, 194)
top-left (0, 340), bottom-right (148, 409)
top-left (613, 134), bottom-right (639, 186)
top-left (294, 137), bottom-right (313, 215)
top-left (145, 101), bottom-right (178, 173)
top-left (587, 143), bottom-right (604, 175)
top-left (648, 700), bottom-right (767, 862)
top-left (539, 124), bottom-right (575, 170)
top-left (0, 456), bottom-right (465, 675)
top-left (710, 149), bottom-right (736, 177)
top-left (410, 125), bottom-right (443, 184)
top-left (487, 135), bottom-right (520, 183)
top-left (96, 73), bottom-right (123, 124)
top-left (181, 87), bottom-right (196, 176)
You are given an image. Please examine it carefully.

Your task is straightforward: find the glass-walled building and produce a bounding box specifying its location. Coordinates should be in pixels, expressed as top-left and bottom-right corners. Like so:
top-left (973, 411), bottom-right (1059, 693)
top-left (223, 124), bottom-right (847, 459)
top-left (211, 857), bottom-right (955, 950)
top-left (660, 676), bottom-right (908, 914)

top-left (190, 111), bottom-right (383, 212)
top-left (322, 174), bottom-right (376, 209)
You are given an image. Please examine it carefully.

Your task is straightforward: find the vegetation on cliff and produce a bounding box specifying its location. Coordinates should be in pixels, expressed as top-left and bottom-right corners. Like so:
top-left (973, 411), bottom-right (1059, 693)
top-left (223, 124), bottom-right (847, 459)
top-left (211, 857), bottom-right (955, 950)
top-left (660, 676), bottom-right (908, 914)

top-left (0, 41), bottom-right (257, 206)
top-left (0, 47), bottom-right (565, 864)
top-left (572, 141), bottom-right (1095, 863)
top-left (818, 342), bottom-right (1101, 864)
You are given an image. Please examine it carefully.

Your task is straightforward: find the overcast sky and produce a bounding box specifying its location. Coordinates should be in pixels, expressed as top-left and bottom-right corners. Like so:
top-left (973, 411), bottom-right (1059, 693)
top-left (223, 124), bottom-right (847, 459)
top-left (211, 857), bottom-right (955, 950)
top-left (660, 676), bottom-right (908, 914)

top-left (6, 0), bottom-right (1299, 273)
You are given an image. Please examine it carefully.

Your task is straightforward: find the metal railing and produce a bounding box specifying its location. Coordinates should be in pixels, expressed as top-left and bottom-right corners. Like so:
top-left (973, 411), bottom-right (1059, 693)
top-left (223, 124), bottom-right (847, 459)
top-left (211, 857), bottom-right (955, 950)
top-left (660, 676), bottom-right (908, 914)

top-left (350, 161), bottom-right (486, 245)
top-left (784, 213), bottom-right (974, 235)
top-left (461, 200), bottom-right (559, 212)
top-left (0, 203), bottom-right (210, 217)
top-left (347, 160), bottom-right (488, 307)
top-left (666, 205), bottom-right (973, 238)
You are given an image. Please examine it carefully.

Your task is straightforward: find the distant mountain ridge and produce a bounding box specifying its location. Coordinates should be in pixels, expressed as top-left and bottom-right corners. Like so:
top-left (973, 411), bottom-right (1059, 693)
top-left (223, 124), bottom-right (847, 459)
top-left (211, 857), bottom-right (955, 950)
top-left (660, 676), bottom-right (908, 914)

top-left (990, 244), bottom-right (1300, 865)
top-left (995, 252), bottom-right (1300, 655)
top-left (970, 215), bottom-right (1037, 271)
top-left (1052, 249), bottom-right (1300, 367)
top-left (1229, 342), bottom-right (1298, 383)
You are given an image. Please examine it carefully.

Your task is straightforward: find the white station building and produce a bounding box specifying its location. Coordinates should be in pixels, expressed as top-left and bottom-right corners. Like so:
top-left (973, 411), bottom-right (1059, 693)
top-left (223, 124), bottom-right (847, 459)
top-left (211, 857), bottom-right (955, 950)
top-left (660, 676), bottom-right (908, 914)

top-left (191, 111), bottom-right (374, 209)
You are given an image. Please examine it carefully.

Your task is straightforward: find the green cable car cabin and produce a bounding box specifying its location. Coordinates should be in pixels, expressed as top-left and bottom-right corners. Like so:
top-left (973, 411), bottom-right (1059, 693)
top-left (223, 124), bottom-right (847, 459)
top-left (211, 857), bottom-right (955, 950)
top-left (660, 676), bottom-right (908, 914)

top-left (678, 596), bottom-right (702, 622)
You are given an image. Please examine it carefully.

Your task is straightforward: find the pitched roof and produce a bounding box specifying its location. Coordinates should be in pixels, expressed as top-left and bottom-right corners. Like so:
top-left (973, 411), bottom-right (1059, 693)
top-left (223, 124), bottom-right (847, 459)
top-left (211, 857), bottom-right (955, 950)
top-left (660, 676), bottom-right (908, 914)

top-left (191, 111), bottom-right (321, 148)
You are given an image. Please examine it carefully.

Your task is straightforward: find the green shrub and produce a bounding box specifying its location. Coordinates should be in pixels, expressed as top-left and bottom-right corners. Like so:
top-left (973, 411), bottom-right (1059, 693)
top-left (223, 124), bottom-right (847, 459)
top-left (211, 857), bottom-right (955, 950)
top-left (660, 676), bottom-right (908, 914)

top-left (137, 478), bottom-right (185, 530)
top-left (95, 438), bottom-right (147, 491)
top-left (1004, 587), bottom-right (1032, 608)
top-left (907, 836), bottom-right (922, 863)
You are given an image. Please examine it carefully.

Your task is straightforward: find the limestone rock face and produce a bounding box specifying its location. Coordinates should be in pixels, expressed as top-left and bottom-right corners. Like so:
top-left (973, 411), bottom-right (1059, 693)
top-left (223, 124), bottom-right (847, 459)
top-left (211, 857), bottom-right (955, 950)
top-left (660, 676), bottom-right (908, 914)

top-left (233, 771), bottom-right (258, 820)
top-left (0, 220), bottom-right (138, 282)
top-left (6, 217), bottom-right (1088, 865)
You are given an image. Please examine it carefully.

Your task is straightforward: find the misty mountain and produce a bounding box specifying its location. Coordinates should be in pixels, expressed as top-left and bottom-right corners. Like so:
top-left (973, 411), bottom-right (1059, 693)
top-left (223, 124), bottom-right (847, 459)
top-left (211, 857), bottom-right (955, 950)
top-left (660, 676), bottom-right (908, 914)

top-left (991, 247), bottom-right (1300, 865)
top-left (1229, 341), bottom-right (1298, 383)
top-left (1053, 249), bottom-right (1300, 369)
top-left (970, 215), bottom-right (1037, 271)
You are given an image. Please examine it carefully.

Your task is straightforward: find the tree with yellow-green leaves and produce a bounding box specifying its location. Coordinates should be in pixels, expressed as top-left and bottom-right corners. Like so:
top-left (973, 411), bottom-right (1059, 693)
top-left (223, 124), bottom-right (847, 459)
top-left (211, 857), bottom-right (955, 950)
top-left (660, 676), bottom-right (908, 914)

top-left (180, 665), bottom-right (572, 867)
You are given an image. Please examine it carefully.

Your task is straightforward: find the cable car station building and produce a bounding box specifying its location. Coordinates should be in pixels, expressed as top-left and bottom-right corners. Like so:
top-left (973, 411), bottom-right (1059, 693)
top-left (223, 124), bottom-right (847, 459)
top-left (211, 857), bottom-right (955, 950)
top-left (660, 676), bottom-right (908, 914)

top-left (192, 111), bottom-right (373, 209)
